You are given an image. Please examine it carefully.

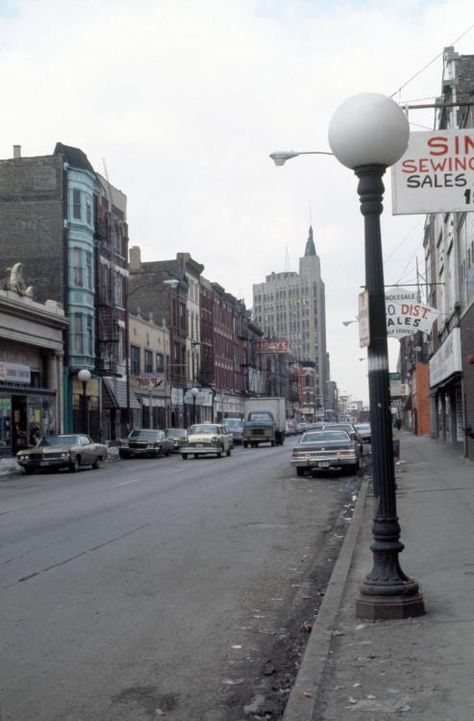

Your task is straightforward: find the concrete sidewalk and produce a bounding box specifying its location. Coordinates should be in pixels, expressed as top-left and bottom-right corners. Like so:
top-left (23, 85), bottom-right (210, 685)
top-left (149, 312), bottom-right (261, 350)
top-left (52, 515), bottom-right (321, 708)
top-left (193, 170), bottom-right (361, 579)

top-left (284, 431), bottom-right (474, 721)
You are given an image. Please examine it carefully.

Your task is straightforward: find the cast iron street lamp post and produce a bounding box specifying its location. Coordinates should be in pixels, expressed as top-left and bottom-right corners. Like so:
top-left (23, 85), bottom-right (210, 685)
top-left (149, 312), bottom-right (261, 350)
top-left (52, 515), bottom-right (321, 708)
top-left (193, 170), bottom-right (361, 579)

top-left (78, 369), bottom-right (91, 436)
top-left (329, 93), bottom-right (425, 620)
top-left (191, 386), bottom-right (199, 424)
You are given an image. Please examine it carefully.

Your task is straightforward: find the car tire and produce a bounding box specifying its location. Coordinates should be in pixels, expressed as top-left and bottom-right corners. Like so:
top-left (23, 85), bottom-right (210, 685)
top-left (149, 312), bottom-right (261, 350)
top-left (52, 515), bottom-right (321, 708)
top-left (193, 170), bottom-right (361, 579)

top-left (69, 457), bottom-right (80, 473)
top-left (217, 448), bottom-right (224, 458)
top-left (193, 454), bottom-right (199, 459)
top-left (226, 447), bottom-right (232, 456)
top-left (92, 456), bottom-right (102, 470)
top-left (296, 467), bottom-right (306, 477)
top-left (243, 442), bottom-right (248, 448)
top-left (23, 468), bottom-right (34, 475)
top-left (270, 440), bottom-right (275, 447)
top-left (182, 453), bottom-right (188, 460)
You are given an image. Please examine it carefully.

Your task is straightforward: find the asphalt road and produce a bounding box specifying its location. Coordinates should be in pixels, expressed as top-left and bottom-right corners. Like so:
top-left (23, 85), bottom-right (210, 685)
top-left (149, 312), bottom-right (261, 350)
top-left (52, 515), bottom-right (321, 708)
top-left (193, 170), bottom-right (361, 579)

top-left (0, 443), bottom-right (359, 721)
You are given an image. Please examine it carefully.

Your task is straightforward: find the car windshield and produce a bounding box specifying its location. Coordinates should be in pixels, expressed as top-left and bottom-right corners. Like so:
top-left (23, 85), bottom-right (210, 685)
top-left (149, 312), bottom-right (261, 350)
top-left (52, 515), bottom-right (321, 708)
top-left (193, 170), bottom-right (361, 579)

top-left (39, 435), bottom-right (80, 447)
top-left (324, 424), bottom-right (353, 433)
top-left (224, 420), bottom-right (243, 429)
top-left (355, 423), bottom-right (370, 432)
top-left (190, 424), bottom-right (219, 435)
top-left (165, 429), bottom-right (187, 438)
top-left (129, 430), bottom-right (159, 440)
top-left (301, 431), bottom-right (350, 443)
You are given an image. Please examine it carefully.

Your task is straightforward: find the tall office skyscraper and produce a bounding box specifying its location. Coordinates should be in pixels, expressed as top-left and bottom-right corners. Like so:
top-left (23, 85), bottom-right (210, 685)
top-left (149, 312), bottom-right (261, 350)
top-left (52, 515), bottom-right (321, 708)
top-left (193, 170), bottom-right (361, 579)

top-left (253, 226), bottom-right (329, 410)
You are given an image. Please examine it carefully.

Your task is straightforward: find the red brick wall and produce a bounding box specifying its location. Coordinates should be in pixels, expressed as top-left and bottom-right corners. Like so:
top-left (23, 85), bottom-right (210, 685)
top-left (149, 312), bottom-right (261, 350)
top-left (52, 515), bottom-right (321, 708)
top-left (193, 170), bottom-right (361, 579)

top-left (413, 363), bottom-right (431, 435)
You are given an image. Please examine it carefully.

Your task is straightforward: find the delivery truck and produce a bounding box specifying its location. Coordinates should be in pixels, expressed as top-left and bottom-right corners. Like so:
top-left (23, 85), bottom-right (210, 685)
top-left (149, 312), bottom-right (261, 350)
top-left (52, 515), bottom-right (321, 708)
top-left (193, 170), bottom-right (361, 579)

top-left (242, 397), bottom-right (286, 447)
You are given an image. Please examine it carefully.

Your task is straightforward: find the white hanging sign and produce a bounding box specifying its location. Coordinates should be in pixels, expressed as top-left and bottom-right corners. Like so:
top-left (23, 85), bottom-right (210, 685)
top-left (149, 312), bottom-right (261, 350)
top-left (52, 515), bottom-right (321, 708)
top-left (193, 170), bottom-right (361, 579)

top-left (391, 129), bottom-right (474, 214)
top-left (385, 287), bottom-right (439, 338)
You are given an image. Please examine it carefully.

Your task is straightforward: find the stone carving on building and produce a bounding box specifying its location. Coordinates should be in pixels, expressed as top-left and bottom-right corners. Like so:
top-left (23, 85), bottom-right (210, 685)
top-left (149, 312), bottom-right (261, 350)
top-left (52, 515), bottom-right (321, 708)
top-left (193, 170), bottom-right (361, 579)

top-left (4, 263), bottom-right (34, 297)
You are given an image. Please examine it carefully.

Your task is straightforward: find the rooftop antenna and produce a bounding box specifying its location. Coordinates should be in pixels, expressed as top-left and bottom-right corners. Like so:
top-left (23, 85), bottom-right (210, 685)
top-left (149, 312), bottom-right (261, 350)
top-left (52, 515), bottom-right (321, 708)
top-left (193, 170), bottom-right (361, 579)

top-left (284, 244), bottom-right (291, 272)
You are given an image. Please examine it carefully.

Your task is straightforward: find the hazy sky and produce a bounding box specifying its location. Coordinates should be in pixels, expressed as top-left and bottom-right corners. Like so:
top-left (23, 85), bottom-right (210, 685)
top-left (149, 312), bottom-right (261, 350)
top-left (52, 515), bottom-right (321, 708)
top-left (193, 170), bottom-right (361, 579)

top-left (0, 0), bottom-right (473, 402)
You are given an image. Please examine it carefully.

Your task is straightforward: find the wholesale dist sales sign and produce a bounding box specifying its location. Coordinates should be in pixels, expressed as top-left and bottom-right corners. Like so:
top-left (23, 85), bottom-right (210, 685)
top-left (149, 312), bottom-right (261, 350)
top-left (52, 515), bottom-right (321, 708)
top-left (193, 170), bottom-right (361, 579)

top-left (391, 129), bottom-right (474, 214)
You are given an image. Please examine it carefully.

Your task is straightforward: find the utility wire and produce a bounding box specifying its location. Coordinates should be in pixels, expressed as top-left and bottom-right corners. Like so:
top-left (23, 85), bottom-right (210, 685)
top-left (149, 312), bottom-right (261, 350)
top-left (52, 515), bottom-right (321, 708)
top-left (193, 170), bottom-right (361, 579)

top-left (390, 22), bottom-right (474, 99)
top-left (383, 219), bottom-right (424, 265)
top-left (395, 247), bottom-right (423, 286)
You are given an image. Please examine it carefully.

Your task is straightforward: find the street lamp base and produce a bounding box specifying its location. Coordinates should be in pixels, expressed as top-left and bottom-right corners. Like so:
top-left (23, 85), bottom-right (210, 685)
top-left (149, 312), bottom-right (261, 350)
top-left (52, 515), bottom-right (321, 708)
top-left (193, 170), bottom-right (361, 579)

top-left (355, 584), bottom-right (425, 620)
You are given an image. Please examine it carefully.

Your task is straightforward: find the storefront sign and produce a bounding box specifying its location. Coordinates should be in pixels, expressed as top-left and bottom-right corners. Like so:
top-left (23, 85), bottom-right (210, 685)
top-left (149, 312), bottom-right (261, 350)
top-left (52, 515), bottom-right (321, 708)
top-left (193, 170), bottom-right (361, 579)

top-left (138, 373), bottom-right (164, 387)
top-left (385, 287), bottom-right (438, 338)
top-left (392, 129), bottom-right (474, 214)
top-left (141, 397), bottom-right (166, 407)
top-left (0, 362), bottom-right (31, 384)
top-left (256, 340), bottom-right (289, 354)
top-left (171, 387), bottom-right (183, 406)
top-left (389, 372), bottom-right (401, 396)
top-left (429, 328), bottom-right (462, 387)
top-left (184, 389), bottom-right (213, 407)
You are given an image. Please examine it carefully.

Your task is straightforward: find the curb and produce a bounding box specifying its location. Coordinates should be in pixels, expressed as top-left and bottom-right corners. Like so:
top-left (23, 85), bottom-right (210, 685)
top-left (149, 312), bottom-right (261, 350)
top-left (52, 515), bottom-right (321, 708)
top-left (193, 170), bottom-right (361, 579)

top-left (282, 476), bottom-right (369, 721)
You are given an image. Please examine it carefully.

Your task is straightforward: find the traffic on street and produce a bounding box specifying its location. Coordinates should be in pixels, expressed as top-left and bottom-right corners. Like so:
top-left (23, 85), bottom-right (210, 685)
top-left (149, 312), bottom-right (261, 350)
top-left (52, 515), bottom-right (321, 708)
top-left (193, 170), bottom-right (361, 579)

top-left (1, 441), bottom-right (361, 721)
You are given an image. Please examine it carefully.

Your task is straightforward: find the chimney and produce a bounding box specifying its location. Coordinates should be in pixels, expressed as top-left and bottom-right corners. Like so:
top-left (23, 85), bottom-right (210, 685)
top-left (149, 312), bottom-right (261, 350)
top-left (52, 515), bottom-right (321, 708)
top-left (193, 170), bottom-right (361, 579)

top-left (129, 246), bottom-right (141, 272)
top-left (13, 145), bottom-right (21, 159)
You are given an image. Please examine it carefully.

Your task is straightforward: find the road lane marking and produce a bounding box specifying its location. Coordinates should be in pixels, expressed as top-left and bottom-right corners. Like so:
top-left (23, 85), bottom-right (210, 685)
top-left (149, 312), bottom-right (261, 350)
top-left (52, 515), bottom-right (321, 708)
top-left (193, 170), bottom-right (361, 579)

top-left (110, 478), bottom-right (143, 487)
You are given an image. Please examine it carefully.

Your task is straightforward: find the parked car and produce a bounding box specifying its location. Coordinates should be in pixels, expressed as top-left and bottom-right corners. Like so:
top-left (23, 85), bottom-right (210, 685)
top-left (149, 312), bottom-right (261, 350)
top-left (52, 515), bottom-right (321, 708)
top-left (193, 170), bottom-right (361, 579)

top-left (164, 427), bottom-right (188, 451)
top-left (16, 434), bottom-right (108, 474)
top-left (354, 422), bottom-right (371, 445)
top-left (180, 423), bottom-right (233, 459)
top-left (119, 429), bottom-right (174, 459)
top-left (290, 429), bottom-right (360, 476)
top-left (322, 422), bottom-right (363, 451)
top-left (285, 419), bottom-right (299, 436)
top-left (222, 418), bottom-right (244, 444)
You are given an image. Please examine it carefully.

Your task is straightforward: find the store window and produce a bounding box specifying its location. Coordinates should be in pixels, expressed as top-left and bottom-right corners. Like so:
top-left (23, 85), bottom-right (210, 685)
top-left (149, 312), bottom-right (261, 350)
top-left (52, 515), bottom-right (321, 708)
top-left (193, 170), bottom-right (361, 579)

top-left (28, 398), bottom-right (56, 443)
top-left (0, 397), bottom-right (12, 454)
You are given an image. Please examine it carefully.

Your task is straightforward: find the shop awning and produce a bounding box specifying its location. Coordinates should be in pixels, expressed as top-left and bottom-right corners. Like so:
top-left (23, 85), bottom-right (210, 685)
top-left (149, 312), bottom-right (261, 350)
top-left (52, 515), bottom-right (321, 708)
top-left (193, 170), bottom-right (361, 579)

top-left (103, 377), bottom-right (141, 409)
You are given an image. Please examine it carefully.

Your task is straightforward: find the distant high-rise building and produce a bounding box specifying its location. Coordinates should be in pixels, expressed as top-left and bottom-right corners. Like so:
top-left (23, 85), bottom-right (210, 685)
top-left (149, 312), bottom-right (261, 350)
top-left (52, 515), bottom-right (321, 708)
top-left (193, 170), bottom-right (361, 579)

top-left (253, 226), bottom-right (329, 411)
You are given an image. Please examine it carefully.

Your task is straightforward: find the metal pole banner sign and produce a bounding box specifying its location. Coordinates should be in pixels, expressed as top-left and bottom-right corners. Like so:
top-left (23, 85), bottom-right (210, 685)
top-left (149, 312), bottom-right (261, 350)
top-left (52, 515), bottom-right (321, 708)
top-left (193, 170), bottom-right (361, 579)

top-left (385, 287), bottom-right (439, 338)
top-left (391, 129), bottom-right (474, 214)
top-left (358, 290), bottom-right (370, 348)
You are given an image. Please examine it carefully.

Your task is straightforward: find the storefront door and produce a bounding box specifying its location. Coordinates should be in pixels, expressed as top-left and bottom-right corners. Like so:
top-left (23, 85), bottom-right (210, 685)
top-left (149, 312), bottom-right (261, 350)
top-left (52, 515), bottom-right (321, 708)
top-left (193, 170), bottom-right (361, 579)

top-left (12, 396), bottom-right (28, 453)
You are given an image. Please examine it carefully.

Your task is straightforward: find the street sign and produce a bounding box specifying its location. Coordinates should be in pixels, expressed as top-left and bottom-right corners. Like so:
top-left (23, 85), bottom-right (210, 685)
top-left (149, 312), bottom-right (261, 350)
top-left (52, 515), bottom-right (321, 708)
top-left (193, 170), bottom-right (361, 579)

top-left (385, 287), bottom-right (439, 338)
top-left (391, 129), bottom-right (474, 214)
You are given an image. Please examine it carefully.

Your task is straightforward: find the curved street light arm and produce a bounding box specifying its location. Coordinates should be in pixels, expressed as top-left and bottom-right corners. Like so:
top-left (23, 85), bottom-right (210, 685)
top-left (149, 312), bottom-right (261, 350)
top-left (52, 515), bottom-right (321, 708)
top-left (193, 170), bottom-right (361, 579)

top-left (269, 150), bottom-right (334, 166)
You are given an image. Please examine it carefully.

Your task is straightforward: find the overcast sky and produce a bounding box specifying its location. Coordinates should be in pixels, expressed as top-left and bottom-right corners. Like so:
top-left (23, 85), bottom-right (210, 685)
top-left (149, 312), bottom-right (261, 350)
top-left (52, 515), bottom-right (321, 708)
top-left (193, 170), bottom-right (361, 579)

top-left (0, 0), bottom-right (473, 403)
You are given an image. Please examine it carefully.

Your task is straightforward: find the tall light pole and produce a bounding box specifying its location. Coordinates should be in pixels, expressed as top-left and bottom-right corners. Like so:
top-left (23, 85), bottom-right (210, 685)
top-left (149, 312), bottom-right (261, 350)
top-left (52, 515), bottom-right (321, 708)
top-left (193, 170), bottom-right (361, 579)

top-left (191, 386), bottom-right (199, 424)
top-left (78, 369), bottom-right (91, 435)
top-left (329, 93), bottom-right (424, 619)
